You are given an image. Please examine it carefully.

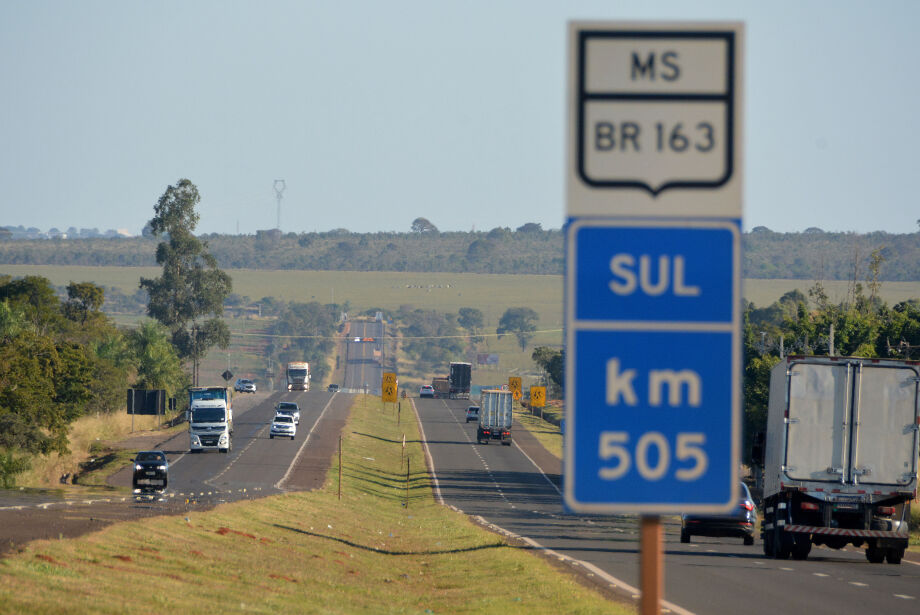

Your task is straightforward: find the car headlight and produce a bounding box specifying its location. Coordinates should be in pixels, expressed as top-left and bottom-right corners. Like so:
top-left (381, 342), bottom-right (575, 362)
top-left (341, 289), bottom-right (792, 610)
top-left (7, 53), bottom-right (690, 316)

top-left (190, 435), bottom-right (200, 444)
top-left (135, 464), bottom-right (143, 471)
top-left (157, 465), bottom-right (167, 471)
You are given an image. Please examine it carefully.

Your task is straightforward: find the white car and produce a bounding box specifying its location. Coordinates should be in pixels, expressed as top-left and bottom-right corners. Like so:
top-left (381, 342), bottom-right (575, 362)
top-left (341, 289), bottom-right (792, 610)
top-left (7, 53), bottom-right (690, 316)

top-left (234, 378), bottom-right (256, 393)
top-left (270, 414), bottom-right (297, 440)
top-left (275, 401), bottom-right (301, 424)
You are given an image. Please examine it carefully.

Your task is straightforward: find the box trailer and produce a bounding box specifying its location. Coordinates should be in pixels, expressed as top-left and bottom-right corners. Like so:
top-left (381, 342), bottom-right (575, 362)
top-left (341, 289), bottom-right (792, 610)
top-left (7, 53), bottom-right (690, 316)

top-left (761, 356), bottom-right (918, 564)
top-left (477, 388), bottom-right (513, 445)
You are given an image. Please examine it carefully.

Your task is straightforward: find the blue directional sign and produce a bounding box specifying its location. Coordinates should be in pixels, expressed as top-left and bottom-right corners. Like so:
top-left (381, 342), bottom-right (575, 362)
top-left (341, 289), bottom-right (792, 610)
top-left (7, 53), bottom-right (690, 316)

top-left (564, 21), bottom-right (743, 515)
top-left (564, 218), bottom-right (741, 514)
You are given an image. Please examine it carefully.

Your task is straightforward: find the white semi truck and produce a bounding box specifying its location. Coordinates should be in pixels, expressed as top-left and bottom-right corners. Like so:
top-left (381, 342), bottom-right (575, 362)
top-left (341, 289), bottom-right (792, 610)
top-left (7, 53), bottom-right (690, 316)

top-left (188, 386), bottom-right (233, 454)
top-left (761, 356), bottom-right (918, 564)
top-left (286, 362), bottom-right (310, 391)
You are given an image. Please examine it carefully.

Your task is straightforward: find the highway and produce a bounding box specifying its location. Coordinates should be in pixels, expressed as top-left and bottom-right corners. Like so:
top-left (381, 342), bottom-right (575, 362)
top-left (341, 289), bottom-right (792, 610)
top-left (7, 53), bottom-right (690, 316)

top-left (0, 389), bottom-right (352, 553)
top-left (343, 318), bottom-right (387, 394)
top-left (414, 395), bottom-right (920, 615)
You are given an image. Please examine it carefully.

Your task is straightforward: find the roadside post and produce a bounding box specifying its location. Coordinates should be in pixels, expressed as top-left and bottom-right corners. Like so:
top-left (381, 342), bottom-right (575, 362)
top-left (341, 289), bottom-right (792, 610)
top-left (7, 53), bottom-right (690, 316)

top-left (564, 22), bottom-right (744, 615)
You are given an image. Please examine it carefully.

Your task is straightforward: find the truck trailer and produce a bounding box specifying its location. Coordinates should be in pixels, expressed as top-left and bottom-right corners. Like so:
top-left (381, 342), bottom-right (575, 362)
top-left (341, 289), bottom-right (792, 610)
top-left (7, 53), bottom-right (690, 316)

top-left (760, 356), bottom-right (918, 564)
top-left (449, 362), bottom-right (472, 399)
top-left (286, 362), bottom-right (310, 391)
top-left (477, 388), bottom-right (513, 445)
top-left (431, 377), bottom-right (450, 398)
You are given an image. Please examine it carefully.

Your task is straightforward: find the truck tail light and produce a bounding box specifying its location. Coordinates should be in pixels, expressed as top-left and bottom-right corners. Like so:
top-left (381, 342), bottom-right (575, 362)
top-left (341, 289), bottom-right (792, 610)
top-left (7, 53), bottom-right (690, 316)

top-left (800, 502), bottom-right (819, 511)
top-left (876, 506), bottom-right (895, 516)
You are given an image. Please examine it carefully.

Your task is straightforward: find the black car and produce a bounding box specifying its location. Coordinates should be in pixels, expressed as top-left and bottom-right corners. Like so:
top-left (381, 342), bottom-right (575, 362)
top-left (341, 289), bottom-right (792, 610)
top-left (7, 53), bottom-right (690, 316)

top-left (681, 482), bottom-right (757, 545)
top-left (132, 450), bottom-right (168, 492)
top-left (327, 383), bottom-right (339, 392)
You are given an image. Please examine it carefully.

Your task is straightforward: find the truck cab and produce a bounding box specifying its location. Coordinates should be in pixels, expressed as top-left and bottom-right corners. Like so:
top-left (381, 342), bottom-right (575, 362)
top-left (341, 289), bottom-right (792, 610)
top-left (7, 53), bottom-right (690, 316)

top-left (188, 400), bottom-right (233, 453)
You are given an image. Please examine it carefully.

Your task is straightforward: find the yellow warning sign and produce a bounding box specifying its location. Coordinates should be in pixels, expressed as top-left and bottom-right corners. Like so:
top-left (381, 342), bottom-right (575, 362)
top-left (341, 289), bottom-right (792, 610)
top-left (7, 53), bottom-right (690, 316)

top-left (382, 372), bottom-right (398, 402)
top-left (509, 377), bottom-right (522, 400)
top-left (530, 386), bottom-right (546, 408)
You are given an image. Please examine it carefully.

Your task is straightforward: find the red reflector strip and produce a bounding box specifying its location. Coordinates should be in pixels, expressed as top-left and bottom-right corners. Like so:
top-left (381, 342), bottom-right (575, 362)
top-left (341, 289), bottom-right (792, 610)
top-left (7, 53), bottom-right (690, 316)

top-left (801, 502), bottom-right (819, 511)
top-left (877, 506), bottom-right (896, 515)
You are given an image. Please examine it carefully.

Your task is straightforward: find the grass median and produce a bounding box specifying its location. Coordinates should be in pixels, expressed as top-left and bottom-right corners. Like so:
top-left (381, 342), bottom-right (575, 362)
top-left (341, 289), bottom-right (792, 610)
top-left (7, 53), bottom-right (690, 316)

top-left (0, 395), bottom-right (630, 614)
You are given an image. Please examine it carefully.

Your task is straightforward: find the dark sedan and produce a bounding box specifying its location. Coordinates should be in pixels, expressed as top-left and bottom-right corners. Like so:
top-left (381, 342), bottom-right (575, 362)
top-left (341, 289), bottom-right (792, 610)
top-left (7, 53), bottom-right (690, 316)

top-left (681, 482), bottom-right (757, 545)
top-left (132, 450), bottom-right (168, 492)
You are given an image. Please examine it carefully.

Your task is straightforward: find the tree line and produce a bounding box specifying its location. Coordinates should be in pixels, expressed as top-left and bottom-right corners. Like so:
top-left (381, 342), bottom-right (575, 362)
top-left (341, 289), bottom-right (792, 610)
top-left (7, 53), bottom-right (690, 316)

top-left (4, 225), bottom-right (920, 280)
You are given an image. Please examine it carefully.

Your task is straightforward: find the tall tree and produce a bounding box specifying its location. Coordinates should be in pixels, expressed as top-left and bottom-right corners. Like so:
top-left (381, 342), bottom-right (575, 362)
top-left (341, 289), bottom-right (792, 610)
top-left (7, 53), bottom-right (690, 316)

top-left (457, 307), bottom-right (484, 343)
top-left (497, 307), bottom-right (539, 351)
top-left (410, 217), bottom-right (438, 234)
top-left (139, 179), bottom-right (232, 383)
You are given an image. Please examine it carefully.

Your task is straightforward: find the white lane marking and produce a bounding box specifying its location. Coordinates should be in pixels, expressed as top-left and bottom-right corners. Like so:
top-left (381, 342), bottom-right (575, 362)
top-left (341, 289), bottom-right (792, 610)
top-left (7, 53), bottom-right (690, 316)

top-left (849, 582), bottom-right (868, 587)
top-left (409, 398), bottom-right (695, 615)
top-left (812, 573), bottom-right (829, 577)
top-left (894, 594), bottom-right (915, 600)
top-left (780, 567), bottom-right (795, 571)
top-left (512, 437), bottom-right (562, 497)
top-left (275, 394), bottom-right (338, 490)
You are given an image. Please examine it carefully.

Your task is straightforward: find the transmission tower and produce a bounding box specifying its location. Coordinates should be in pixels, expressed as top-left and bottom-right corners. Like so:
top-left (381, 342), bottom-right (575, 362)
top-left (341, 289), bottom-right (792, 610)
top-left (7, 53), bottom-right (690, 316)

top-left (273, 179), bottom-right (286, 230)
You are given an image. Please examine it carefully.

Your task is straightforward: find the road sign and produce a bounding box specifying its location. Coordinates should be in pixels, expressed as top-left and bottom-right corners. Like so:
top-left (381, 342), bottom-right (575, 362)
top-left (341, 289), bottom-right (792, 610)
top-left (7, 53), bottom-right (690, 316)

top-left (564, 21), bottom-right (743, 515)
top-left (530, 386), bottom-right (546, 408)
top-left (567, 22), bottom-right (743, 220)
top-left (382, 372), bottom-right (398, 403)
top-left (221, 370), bottom-right (233, 382)
top-left (508, 377), bottom-right (522, 401)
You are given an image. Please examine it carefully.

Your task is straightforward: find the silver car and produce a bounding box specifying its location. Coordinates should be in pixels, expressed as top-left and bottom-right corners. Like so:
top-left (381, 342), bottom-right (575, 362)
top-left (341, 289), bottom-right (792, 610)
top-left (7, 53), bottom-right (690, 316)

top-left (275, 401), bottom-right (300, 424)
top-left (270, 414), bottom-right (297, 440)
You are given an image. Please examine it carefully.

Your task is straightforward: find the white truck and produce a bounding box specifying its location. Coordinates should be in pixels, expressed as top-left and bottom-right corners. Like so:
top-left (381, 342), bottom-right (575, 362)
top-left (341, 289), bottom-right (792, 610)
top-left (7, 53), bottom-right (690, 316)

top-left (188, 387), bottom-right (234, 454)
top-left (286, 361), bottom-right (310, 391)
top-left (761, 356), bottom-right (918, 564)
top-left (477, 388), bottom-right (513, 445)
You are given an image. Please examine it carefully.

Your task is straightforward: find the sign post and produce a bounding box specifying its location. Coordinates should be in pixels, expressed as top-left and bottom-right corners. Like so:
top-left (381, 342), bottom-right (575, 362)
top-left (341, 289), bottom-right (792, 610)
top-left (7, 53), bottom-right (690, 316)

top-left (565, 21), bottom-right (744, 614)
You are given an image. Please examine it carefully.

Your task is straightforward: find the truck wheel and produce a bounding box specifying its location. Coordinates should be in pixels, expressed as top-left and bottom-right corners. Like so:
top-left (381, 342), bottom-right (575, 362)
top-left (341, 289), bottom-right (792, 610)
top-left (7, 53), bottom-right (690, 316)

top-left (763, 531), bottom-right (774, 557)
top-left (270, 435), bottom-right (274, 439)
top-left (680, 530), bottom-right (690, 544)
top-left (502, 440), bottom-right (511, 446)
top-left (790, 535), bottom-right (811, 560)
top-left (774, 528), bottom-right (792, 559)
top-left (866, 545), bottom-right (886, 563)
top-left (886, 548), bottom-right (904, 564)
top-left (743, 535), bottom-right (754, 546)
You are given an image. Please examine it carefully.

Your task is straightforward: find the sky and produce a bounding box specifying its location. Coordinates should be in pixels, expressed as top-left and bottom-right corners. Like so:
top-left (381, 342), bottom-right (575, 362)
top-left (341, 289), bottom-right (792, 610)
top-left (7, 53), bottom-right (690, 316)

top-left (1, 1), bottom-right (917, 236)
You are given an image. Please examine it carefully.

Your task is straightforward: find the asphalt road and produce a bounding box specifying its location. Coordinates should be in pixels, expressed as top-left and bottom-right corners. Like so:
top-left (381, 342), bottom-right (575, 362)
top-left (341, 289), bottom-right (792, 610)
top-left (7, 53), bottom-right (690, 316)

top-left (0, 389), bottom-right (352, 555)
top-left (343, 318), bottom-right (387, 394)
top-left (414, 395), bottom-right (920, 615)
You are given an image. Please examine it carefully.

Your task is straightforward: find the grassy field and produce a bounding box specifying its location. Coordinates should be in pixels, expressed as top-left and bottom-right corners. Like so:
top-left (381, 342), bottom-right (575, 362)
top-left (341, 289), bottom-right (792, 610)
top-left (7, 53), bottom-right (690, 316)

top-left (0, 396), bottom-right (631, 615)
top-left (6, 264), bottom-right (920, 323)
top-left (10, 264), bottom-right (920, 391)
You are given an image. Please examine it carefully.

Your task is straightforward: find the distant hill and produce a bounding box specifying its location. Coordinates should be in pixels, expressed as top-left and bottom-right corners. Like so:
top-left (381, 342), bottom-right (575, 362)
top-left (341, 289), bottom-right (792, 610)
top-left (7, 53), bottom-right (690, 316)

top-left (1, 227), bottom-right (918, 281)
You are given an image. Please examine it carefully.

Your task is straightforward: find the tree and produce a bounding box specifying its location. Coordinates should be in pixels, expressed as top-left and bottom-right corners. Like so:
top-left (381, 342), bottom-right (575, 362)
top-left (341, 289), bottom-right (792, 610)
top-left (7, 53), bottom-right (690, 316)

top-left (531, 346), bottom-right (564, 393)
top-left (126, 320), bottom-right (186, 393)
top-left (139, 179), bottom-right (232, 383)
top-left (516, 222), bottom-right (543, 233)
top-left (458, 307), bottom-right (484, 333)
top-left (458, 307), bottom-right (484, 345)
top-left (497, 307), bottom-right (539, 351)
top-left (410, 217), bottom-right (438, 234)
top-left (63, 282), bottom-right (105, 325)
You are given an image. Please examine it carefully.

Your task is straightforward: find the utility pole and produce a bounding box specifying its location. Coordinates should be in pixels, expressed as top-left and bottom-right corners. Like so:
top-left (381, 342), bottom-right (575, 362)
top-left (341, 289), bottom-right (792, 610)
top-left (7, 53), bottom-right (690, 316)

top-left (273, 179), bottom-right (286, 231)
